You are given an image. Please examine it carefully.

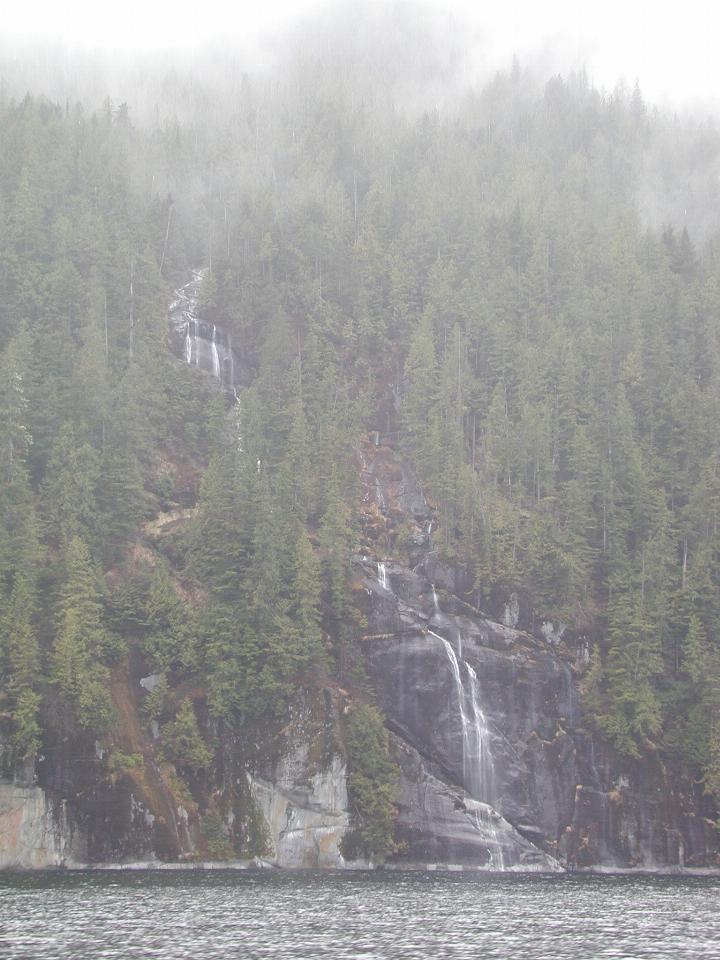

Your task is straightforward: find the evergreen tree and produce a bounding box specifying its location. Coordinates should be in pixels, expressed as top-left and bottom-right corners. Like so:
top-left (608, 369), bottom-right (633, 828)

top-left (1, 569), bottom-right (42, 761)
top-left (319, 466), bottom-right (353, 635)
top-left (41, 422), bottom-right (100, 548)
top-left (290, 528), bottom-right (324, 665)
top-left (51, 537), bottom-right (114, 733)
top-left (402, 309), bottom-right (440, 483)
top-left (161, 698), bottom-right (212, 774)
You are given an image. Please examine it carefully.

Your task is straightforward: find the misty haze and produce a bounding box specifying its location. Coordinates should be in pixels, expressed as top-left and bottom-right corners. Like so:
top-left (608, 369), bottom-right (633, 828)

top-left (2, 2), bottom-right (720, 957)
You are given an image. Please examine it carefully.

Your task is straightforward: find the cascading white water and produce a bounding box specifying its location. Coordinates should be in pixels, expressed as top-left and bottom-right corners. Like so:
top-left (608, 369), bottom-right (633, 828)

top-left (466, 662), bottom-right (495, 803)
top-left (430, 630), bottom-right (471, 780)
top-left (428, 629), bottom-right (495, 805)
top-left (469, 804), bottom-right (506, 871)
top-left (375, 476), bottom-right (386, 512)
top-left (211, 328), bottom-right (220, 378)
top-left (170, 270), bottom-right (236, 391)
top-left (378, 562), bottom-right (388, 590)
top-left (431, 584), bottom-right (439, 614)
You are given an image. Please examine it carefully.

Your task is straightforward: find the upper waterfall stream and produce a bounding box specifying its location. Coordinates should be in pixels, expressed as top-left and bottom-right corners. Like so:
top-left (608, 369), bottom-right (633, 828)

top-left (169, 269), bottom-right (237, 393)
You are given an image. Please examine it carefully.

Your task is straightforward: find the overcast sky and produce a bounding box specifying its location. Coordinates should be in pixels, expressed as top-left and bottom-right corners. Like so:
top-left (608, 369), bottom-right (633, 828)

top-left (4, 0), bottom-right (720, 106)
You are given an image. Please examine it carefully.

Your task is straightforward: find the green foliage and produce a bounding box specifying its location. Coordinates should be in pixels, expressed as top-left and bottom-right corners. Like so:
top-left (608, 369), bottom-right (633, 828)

top-left (41, 422), bottom-right (100, 548)
top-left (11, 689), bottom-right (42, 761)
top-left (187, 441), bottom-right (257, 600)
top-left (143, 674), bottom-right (170, 722)
top-left (402, 310), bottom-right (440, 482)
top-left (161, 699), bottom-right (212, 774)
top-left (704, 708), bottom-right (720, 800)
top-left (240, 799), bottom-right (272, 859)
top-left (1, 569), bottom-right (42, 760)
top-left (156, 472), bottom-right (175, 509)
top-left (50, 537), bottom-right (115, 733)
top-left (290, 529), bottom-right (325, 665)
top-left (109, 750), bottom-right (143, 772)
top-left (200, 600), bottom-right (297, 725)
top-left (202, 810), bottom-right (234, 859)
top-left (683, 615), bottom-right (707, 685)
top-left (341, 704), bottom-right (398, 864)
top-left (319, 466), bottom-right (354, 633)
top-left (186, 397), bottom-right (329, 726)
top-left (142, 563), bottom-right (188, 670)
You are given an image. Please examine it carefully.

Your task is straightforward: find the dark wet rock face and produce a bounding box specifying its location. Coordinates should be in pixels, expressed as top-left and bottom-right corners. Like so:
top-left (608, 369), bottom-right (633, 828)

top-left (357, 436), bottom-right (720, 871)
top-left (389, 735), bottom-right (559, 870)
top-left (362, 561), bottom-right (577, 865)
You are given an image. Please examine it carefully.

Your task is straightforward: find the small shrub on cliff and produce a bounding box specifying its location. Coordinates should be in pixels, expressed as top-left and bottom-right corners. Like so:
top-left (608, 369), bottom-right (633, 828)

top-left (109, 750), bottom-right (143, 773)
top-left (161, 699), bottom-right (212, 774)
top-left (156, 472), bottom-right (175, 510)
top-left (11, 689), bottom-right (41, 761)
top-left (340, 704), bottom-right (398, 864)
top-left (202, 810), bottom-right (234, 859)
top-left (241, 799), bottom-right (272, 858)
top-left (51, 537), bottom-right (115, 734)
top-left (143, 674), bottom-right (170, 722)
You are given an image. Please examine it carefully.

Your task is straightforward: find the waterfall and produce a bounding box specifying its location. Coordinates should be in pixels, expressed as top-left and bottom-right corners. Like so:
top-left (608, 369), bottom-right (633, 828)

top-left (428, 629), bottom-right (495, 804)
top-left (378, 562), bottom-right (388, 590)
top-left (466, 662), bottom-right (495, 802)
top-left (431, 584), bottom-right (439, 614)
top-left (375, 476), bottom-right (386, 512)
top-left (211, 328), bottom-right (220, 378)
top-left (170, 271), bottom-right (236, 391)
top-left (469, 805), bottom-right (506, 871)
top-left (224, 351), bottom-right (234, 389)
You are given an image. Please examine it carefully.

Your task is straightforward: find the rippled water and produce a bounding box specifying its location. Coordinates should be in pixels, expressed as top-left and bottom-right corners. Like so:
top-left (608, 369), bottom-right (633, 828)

top-left (0, 871), bottom-right (718, 959)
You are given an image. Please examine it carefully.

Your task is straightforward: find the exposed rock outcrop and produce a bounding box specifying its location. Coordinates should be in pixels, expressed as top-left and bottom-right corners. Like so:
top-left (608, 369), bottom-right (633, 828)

top-left (389, 734), bottom-right (561, 871)
top-left (356, 434), bottom-right (720, 872)
top-left (0, 781), bottom-right (78, 869)
top-left (251, 754), bottom-right (356, 868)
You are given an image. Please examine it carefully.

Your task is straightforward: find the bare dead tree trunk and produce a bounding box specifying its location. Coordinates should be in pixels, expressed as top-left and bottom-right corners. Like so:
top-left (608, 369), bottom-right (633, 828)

top-left (103, 290), bottom-right (109, 449)
top-left (129, 257), bottom-right (135, 361)
top-left (159, 203), bottom-right (174, 275)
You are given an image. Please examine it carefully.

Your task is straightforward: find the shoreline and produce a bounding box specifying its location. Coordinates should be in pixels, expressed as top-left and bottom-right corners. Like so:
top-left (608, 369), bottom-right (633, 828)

top-left (3, 861), bottom-right (720, 877)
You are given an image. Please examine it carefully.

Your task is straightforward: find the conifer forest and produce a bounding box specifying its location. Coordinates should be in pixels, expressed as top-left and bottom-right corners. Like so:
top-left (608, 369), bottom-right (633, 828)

top-left (3, 8), bottom-right (720, 884)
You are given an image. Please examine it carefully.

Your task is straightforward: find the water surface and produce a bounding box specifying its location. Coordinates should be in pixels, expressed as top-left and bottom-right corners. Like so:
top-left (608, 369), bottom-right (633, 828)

top-left (0, 871), bottom-right (716, 959)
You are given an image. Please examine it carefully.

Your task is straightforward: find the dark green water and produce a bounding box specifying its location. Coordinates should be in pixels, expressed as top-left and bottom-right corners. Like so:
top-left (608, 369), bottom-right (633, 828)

top-left (0, 871), bottom-right (717, 959)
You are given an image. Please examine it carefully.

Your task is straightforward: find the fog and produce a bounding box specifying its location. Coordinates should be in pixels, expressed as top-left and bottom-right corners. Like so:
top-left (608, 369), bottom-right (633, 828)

top-left (3, 0), bottom-right (720, 108)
